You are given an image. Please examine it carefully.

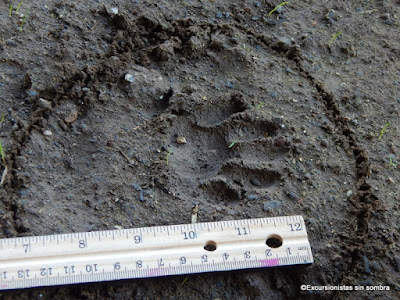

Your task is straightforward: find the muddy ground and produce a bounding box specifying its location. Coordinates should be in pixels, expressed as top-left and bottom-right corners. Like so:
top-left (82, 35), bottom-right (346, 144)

top-left (0, 0), bottom-right (399, 299)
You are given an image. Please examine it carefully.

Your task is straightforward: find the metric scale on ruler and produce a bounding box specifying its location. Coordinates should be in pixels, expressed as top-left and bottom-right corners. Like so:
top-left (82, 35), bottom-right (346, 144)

top-left (0, 215), bottom-right (313, 290)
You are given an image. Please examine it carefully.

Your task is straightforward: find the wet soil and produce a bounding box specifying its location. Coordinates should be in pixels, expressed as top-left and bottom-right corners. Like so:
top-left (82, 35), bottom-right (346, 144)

top-left (0, 0), bottom-right (399, 299)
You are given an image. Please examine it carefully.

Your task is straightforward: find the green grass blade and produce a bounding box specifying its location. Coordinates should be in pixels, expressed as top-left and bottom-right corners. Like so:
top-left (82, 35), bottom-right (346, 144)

top-left (378, 122), bottom-right (391, 139)
top-left (0, 140), bottom-right (5, 164)
top-left (269, 2), bottom-right (290, 16)
top-left (16, 2), bottom-right (23, 15)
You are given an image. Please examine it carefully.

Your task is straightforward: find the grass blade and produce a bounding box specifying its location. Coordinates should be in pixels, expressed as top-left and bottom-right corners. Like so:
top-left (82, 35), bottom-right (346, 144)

top-left (269, 2), bottom-right (290, 16)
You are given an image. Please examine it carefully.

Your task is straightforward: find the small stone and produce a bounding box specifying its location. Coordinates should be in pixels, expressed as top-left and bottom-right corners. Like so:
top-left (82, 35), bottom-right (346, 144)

top-left (28, 90), bottom-right (37, 97)
top-left (226, 81), bottom-right (234, 88)
top-left (246, 195), bottom-right (259, 201)
top-left (254, 1), bottom-right (261, 7)
top-left (37, 98), bottom-right (52, 110)
top-left (216, 12), bottom-right (223, 19)
top-left (320, 139), bottom-right (329, 147)
top-left (43, 130), bottom-right (53, 136)
top-left (397, 99), bottom-right (400, 104)
top-left (270, 91), bottom-right (278, 98)
top-left (132, 184), bottom-right (141, 190)
top-left (250, 178), bottom-right (262, 187)
top-left (346, 190), bottom-right (353, 197)
top-left (387, 177), bottom-right (394, 184)
top-left (287, 192), bottom-right (298, 200)
top-left (110, 7), bottom-right (118, 14)
top-left (124, 74), bottom-right (135, 83)
top-left (263, 200), bottom-right (282, 211)
top-left (5, 39), bottom-right (18, 47)
top-left (139, 189), bottom-right (144, 201)
top-left (59, 119), bottom-right (68, 131)
top-left (273, 37), bottom-right (292, 52)
top-left (274, 136), bottom-right (286, 147)
top-left (176, 136), bottom-right (187, 144)
top-left (64, 110), bottom-right (78, 123)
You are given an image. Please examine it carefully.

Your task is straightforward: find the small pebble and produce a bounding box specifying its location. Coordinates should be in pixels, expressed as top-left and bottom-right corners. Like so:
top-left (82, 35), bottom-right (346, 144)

top-left (287, 192), bottom-right (298, 200)
top-left (263, 200), bottom-right (282, 211)
top-left (64, 110), bottom-right (78, 123)
top-left (321, 139), bottom-right (329, 147)
top-left (37, 98), bottom-right (52, 110)
top-left (110, 7), bottom-right (118, 14)
top-left (274, 136), bottom-right (286, 147)
top-left (43, 130), bottom-right (53, 136)
top-left (254, 1), bottom-right (261, 7)
top-left (216, 12), bottom-right (223, 19)
top-left (28, 90), bottom-right (37, 97)
top-left (139, 189), bottom-right (144, 201)
top-left (226, 81), bottom-right (234, 88)
top-left (250, 178), bottom-right (262, 187)
top-left (176, 136), bottom-right (187, 144)
top-left (246, 195), bottom-right (259, 201)
top-left (397, 99), bottom-right (400, 104)
top-left (5, 39), bottom-right (18, 47)
top-left (270, 91), bottom-right (278, 98)
top-left (346, 190), bottom-right (353, 197)
top-left (132, 184), bottom-right (141, 190)
top-left (304, 173), bottom-right (312, 180)
top-left (274, 37), bottom-right (292, 52)
top-left (125, 74), bottom-right (135, 83)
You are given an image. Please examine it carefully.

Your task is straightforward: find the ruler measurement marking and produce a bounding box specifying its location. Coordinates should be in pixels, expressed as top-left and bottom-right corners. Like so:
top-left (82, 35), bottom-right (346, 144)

top-left (0, 216), bottom-right (312, 290)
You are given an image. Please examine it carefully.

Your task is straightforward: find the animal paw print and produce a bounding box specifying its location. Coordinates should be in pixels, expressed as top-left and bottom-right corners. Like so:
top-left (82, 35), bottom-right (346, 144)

top-left (166, 93), bottom-right (289, 205)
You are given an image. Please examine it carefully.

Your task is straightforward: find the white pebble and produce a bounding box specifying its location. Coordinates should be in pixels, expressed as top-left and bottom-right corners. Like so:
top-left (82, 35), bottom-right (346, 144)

top-left (125, 74), bottom-right (135, 83)
top-left (43, 130), bottom-right (53, 136)
top-left (110, 7), bottom-right (118, 14)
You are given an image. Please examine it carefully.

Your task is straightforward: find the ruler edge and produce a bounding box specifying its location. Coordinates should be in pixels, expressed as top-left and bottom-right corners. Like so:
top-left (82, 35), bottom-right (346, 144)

top-left (0, 215), bottom-right (307, 243)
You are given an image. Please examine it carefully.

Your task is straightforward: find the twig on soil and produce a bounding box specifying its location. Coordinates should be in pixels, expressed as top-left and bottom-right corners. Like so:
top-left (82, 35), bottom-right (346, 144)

top-left (228, 140), bottom-right (236, 148)
top-left (378, 122), bottom-right (390, 139)
top-left (9, 5), bottom-right (13, 17)
top-left (268, 2), bottom-right (290, 16)
top-left (256, 102), bottom-right (264, 110)
top-left (107, 146), bottom-right (135, 166)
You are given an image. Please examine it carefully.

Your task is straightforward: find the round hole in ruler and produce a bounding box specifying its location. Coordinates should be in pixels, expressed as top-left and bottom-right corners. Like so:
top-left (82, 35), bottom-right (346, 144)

top-left (204, 240), bottom-right (217, 251)
top-left (266, 234), bottom-right (283, 248)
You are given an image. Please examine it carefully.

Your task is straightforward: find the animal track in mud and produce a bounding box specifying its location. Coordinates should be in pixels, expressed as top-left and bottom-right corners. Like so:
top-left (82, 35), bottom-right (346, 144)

top-left (167, 94), bottom-right (288, 205)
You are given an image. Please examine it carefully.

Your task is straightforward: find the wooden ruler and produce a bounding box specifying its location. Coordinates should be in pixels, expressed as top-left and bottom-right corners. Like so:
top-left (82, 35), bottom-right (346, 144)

top-left (0, 215), bottom-right (313, 290)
